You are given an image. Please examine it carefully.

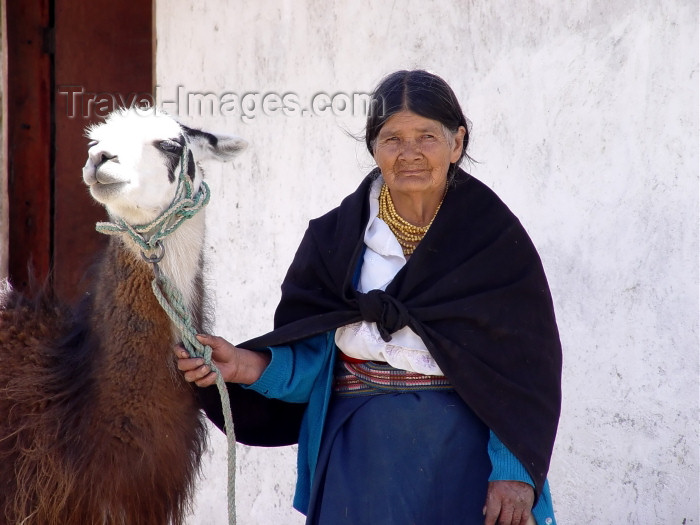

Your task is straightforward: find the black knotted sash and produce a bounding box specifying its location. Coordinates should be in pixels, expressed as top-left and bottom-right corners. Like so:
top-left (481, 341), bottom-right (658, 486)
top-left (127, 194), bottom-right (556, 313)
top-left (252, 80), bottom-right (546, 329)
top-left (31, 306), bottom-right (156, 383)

top-left (356, 289), bottom-right (410, 341)
top-left (197, 169), bottom-right (562, 496)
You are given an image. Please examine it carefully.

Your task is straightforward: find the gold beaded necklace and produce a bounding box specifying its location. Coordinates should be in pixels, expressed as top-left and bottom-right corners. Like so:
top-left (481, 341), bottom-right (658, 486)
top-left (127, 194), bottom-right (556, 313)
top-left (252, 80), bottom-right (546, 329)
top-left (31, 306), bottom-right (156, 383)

top-left (377, 183), bottom-right (446, 256)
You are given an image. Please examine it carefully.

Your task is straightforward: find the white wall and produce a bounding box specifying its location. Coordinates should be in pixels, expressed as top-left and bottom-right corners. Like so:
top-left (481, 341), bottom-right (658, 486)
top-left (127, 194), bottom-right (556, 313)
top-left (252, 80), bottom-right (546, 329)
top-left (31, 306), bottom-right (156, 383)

top-left (156, 2), bottom-right (699, 523)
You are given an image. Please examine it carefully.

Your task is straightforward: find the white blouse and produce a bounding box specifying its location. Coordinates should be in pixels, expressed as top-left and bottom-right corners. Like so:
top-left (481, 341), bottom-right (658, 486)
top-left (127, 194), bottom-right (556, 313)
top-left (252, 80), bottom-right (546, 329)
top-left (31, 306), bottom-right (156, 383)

top-left (334, 177), bottom-right (445, 376)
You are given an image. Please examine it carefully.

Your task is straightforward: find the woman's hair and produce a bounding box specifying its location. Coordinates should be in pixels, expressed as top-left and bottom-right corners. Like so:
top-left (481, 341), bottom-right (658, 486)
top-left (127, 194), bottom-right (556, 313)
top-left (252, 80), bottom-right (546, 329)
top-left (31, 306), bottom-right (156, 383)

top-left (365, 70), bottom-right (472, 178)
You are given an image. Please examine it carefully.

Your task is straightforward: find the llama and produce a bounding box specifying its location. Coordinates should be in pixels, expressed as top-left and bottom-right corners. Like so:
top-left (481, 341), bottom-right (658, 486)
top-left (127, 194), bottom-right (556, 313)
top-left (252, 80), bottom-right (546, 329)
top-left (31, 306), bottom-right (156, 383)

top-left (0, 107), bottom-right (246, 525)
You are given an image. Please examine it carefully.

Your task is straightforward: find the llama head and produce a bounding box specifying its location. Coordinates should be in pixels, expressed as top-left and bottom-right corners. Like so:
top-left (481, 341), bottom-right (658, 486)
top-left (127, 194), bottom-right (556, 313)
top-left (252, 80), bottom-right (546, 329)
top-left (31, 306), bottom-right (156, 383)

top-left (83, 107), bottom-right (247, 225)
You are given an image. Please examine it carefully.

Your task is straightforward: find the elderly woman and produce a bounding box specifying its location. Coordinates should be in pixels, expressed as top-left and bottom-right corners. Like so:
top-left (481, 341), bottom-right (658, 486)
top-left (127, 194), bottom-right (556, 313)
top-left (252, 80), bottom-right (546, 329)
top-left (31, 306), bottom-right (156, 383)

top-left (176, 70), bottom-right (561, 525)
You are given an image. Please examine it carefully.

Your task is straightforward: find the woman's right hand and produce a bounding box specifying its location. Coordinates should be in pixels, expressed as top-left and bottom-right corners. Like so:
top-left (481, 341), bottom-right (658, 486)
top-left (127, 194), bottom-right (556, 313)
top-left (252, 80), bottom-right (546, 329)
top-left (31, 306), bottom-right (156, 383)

top-left (173, 333), bottom-right (270, 387)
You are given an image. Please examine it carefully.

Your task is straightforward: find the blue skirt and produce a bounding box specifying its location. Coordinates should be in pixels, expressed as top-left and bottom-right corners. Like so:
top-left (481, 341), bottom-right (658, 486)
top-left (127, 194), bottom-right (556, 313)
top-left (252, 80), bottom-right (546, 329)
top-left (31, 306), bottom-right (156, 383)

top-left (306, 390), bottom-right (491, 525)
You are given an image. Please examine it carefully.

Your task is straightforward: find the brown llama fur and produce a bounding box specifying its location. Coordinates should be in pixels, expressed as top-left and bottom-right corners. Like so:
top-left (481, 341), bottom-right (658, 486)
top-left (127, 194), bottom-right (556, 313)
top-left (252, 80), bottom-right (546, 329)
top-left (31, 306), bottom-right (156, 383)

top-left (0, 238), bottom-right (208, 525)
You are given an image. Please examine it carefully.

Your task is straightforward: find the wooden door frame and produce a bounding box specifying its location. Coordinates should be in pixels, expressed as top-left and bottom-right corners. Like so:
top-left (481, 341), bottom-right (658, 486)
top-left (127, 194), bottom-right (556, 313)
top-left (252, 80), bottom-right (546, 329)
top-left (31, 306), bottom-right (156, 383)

top-left (5, 0), bottom-right (52, 293)
top-left (5, 0), bottom-right (152, 302)
top-left (0, 0), bottom-right (8, 280)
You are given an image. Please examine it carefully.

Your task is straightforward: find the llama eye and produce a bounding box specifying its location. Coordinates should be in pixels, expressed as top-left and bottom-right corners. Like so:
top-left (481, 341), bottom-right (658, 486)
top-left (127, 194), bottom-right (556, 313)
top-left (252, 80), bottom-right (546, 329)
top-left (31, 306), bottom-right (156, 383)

top-left (87, 140), bottom-right (98, 148)
top-left (157, 140), bottom-right (183, 154)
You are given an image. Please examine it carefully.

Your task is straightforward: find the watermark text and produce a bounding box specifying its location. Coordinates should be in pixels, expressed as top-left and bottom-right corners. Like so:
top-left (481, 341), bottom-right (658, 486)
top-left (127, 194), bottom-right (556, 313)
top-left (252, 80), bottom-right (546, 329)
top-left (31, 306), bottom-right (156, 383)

top-left (57, 85), bottom-right (379, 122)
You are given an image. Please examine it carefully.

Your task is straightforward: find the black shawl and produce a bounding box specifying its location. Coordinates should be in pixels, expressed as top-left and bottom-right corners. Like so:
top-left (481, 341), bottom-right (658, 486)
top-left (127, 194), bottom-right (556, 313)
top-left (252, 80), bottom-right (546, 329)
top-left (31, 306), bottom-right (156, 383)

top-left (199, 168), bottom-right (562, 495)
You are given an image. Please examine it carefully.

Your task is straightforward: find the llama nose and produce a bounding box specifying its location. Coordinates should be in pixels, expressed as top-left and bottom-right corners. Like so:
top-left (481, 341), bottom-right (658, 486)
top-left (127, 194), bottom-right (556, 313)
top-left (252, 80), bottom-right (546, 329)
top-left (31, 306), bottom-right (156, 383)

top-left (100, 153), bottom-right (117, 165)
top-left (88, 146), bottom-right (118, 166)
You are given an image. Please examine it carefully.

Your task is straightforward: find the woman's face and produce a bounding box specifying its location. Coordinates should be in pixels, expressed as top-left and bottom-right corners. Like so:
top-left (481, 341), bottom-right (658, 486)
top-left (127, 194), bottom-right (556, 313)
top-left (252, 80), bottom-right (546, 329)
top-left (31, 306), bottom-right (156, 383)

top-left (373, 110), bottom-right (465, 198)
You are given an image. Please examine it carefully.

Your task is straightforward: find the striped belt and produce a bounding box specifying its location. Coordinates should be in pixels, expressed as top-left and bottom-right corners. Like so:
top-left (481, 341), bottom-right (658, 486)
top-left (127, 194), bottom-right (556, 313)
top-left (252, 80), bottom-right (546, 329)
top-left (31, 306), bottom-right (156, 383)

top-left (333, 352), bottom-right (452, 396)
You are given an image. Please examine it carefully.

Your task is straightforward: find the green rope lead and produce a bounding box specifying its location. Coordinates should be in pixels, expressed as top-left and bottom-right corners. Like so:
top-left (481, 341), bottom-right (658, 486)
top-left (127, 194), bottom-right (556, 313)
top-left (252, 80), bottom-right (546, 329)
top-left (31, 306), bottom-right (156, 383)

top-left (151, 273), bottom-right (237, 525)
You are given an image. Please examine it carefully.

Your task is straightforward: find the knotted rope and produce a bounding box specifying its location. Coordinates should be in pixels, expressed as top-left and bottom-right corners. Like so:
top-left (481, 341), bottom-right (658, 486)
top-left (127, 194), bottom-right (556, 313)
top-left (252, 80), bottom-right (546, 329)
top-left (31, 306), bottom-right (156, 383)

top-left (95, 144), bottom-right (237, 525)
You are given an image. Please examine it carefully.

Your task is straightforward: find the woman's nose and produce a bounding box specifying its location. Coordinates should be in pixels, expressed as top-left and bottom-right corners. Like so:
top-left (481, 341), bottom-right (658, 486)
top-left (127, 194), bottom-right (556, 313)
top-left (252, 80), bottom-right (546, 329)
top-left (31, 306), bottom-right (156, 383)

top-left (397, 138), bottom-right (422, 158)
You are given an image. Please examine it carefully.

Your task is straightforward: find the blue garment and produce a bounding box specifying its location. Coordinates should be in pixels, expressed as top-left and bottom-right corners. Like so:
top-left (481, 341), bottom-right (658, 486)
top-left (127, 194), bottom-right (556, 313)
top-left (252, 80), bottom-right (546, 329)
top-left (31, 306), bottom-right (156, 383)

top-left (307, 390), bottom-right (492, 524)
top-left (244, 331), bottom-right (556, 524)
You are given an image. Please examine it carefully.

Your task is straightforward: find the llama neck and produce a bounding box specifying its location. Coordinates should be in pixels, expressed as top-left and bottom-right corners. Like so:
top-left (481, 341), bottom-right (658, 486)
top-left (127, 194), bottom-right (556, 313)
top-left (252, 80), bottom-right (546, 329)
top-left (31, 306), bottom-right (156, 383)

top-left (121, 211), bottom-right (207, 335)
top-left (157, 212), bottom-right (206, 312)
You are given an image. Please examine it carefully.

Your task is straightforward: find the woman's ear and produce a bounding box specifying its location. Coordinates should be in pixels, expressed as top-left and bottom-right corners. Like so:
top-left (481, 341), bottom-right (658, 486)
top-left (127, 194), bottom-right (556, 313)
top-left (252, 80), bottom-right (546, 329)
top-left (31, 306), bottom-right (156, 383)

top-left (450, 126), bottom-right (467, 163)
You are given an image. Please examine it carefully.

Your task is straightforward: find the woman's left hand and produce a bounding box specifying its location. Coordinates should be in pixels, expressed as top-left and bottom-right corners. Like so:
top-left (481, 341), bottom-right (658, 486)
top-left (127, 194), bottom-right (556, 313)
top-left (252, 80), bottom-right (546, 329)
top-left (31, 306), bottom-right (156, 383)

top-left (173, 334), bottom-right (270, 387)
top-left (483, 480), bottom-right (535, 525)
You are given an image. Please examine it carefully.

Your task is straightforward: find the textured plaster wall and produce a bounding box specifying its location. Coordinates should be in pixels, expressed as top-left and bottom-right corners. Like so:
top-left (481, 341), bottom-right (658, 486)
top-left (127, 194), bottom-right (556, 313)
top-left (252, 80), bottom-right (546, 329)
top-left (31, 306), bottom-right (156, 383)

top-left (156, 1), bottom-right (699, 524)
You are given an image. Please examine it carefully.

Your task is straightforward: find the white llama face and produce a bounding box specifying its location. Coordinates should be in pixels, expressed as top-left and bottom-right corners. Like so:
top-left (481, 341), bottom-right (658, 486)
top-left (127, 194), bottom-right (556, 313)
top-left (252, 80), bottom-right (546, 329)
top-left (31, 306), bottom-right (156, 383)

top-left (83, 108), bottom-right (247, 225)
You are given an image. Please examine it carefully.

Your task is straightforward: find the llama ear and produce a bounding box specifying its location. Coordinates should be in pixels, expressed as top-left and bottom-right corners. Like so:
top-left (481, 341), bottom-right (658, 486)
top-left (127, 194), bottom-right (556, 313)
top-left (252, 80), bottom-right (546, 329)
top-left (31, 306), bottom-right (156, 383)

top-left (204, 133), bottom-right (248, 160)
top-left (182, 126), bottom-right (248, 162)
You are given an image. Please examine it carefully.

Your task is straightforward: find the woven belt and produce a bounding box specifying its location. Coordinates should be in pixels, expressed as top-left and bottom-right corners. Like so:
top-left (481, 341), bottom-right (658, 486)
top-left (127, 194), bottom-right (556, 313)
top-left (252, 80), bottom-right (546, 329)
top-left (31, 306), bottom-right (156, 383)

top-left (333, 354), bottom-right (452, 396)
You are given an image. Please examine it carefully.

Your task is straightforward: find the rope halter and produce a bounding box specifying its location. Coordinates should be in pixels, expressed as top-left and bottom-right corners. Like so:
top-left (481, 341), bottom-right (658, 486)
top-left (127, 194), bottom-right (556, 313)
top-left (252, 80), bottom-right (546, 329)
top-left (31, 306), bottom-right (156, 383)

top-left (95, 142), bottom-right (211, 267)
